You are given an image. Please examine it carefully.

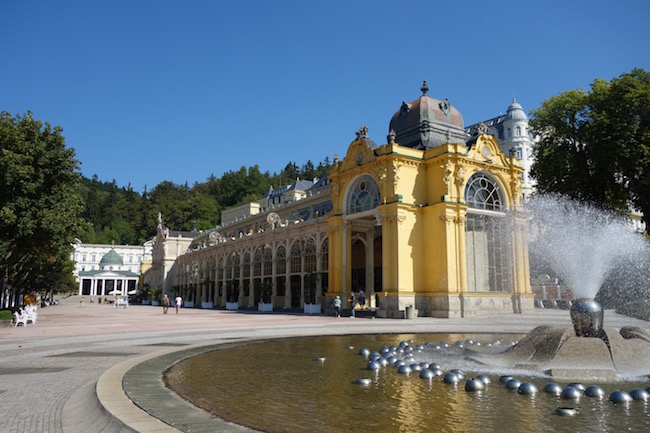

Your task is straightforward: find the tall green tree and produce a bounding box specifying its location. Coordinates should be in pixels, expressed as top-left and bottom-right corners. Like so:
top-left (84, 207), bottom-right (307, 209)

top-left (0, 111), bottom-right (85, 300)
top-left (530, 68), bottom-right (650, 228)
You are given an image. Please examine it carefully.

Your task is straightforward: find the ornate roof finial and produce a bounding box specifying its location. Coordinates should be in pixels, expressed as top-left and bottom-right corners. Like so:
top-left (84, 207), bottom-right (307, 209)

top-left (358, 126), bottom-right (369, 139)
top-left (421, 80), bottom-right (429, 96)
top-left (387, 129), bottom-right (396, 144)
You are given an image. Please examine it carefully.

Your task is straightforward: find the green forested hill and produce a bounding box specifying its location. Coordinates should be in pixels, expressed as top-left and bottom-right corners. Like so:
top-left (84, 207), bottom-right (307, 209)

top-left (77, 159), bottom-right (332, 245)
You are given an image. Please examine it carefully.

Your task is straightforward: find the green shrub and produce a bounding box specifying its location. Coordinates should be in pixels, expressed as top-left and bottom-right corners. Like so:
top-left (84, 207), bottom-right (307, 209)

top-left (0, 310), bottom-right (14, 321)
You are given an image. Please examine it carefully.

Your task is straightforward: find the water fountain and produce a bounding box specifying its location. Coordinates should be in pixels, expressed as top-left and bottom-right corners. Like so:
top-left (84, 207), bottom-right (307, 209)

top-left (467, 195), bottom-right (650, 381)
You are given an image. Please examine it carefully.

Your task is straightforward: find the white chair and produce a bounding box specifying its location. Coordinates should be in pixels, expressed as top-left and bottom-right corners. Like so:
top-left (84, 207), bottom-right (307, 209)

top-left (13, 311), bottom-right (28, 327)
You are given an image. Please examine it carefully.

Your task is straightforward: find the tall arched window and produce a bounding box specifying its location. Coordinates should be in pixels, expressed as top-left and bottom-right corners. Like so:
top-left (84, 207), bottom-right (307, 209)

top-left (263, 247), bottom-right (273, 276)
top-left (290, 242), bottom-right (302, 274)
top-left (464, 172), bottom-right (512, 293)
top-left (253, 248), bottom-right (262, 277)
top-left (346, 175), bottom-right (380, 215)
top-left (515, 125), bottom-right (521, 136)
top-left (304, 238), bottom-right (316, 273)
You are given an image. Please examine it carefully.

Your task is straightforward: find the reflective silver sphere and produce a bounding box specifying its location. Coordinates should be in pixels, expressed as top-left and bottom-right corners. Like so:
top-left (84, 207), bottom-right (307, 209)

top-left (444, 372), bottom-right (461, 384)
top-left (518, 382), bottom-right (538, 395)
top-left (609, 390), bottom-right (632, 403)
top-left (543, 383), bottom-right (563, 396)
top-left (561, 387), bottom-right (583, 399)
top-left (367, 361), bottom-right (380, 370)
top-left (465, 378), bottom-right (485, 391)
top-left (570, 298), bottom-right (604, 337)
top-left (419, 369), bottom-right (434, 379)
top-left (505, 379), bottom-right (522, 390)
top-left (585, 385), bottom-right (605, 398)
top-left (398, 365), bottom-right (412, 375)
top-left (359, 348), bottom-right (370, 356)
top-left (475, 374), bottom-right (491, 385)
top-left (555, 407), bottom-right (577, 416)
top-left (355, 377), bottom-right (371, 385)
top-left (629, 389), bottom-right (649, 401)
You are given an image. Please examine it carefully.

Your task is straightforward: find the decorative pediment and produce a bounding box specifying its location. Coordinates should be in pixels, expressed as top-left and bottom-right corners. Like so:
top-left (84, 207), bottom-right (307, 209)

top-left (339, 126), bottom-right (378, 172)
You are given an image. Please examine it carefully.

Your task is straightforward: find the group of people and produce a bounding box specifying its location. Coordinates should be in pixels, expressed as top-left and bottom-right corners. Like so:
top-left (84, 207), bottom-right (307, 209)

top-left (333, 289), bottom-right (365, 318)
top-left (161, 293), bottom-right (183, 314)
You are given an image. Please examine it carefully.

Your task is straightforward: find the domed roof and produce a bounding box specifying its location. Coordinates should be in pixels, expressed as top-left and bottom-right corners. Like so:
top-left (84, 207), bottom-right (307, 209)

top-left (506, 98), bottom-right (527, 121)
top-left (388, 81), bottom-right (467, 149)
top-left (100, 249), bottom-right (123, 266)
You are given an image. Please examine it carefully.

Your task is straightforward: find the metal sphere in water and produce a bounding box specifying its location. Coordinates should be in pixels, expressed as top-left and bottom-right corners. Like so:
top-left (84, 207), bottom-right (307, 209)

top-left (394, 360), bottom-right (406, 368)
top-left (568, 383), bottom-right (586, 392)
top-left (555, 407), bottom-right (577, 417)
top-left (570, 298), bottom-right (604, 337)
top-left (454, 341), bottom-right (465, 349)
top-left (609, 390), bottom-right (632, 404)
top-left (629, 389), bottom-right (649, 401)
top-left (398, 365), bottom-right (412, 375)
top-left (543, 383), bottom-right (563, 396)
top-left (409, 363), bottom-right (422, 372)
top-left (444, 372), bottom-right (461, 384)
top-left (359, 348), bottom-right (370, 357)
top-left (355, 377), bottom-right (371, 386)
top-left (518, 382), bottom-right (538, 395)
top-left (367, 361), bottom-right (380, 370)
top-left (314, 356), bottom-right (326, 362)
top-left (585, 385), bottom-right (605, 398)
top-left (499, 375), bottom-right (514, 384)
top-left (378, 358), bottom-right (389, 367)
top-left (449, 369), bottom-right (464, 379)
top-left (506, 379), bottom-right (522, 390)
top-left (419, 369), bottom-right (435, 379)
top-left (431, 367), bottom-right (444, 377)
top-left (429, 363), bottom-right (442, 371)
top-left (475, 374), bottom-right (491, 385)
top-left (561, 387), bottom-right (583, 399)
top-left (465, 378), bottom-right (485, 392)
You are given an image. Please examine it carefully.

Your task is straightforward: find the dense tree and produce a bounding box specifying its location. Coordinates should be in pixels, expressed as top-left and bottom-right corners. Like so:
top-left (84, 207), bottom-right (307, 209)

top-left (0, 111), bottom-right (85, 302)
top-left (78, 157), bottom-right (333, 244)
top-left (530, 68), bottom-right (650, 228)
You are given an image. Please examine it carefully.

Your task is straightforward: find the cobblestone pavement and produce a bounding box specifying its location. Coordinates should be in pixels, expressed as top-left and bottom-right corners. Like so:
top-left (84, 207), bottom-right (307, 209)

top-left (0, 299), bottom-right (647, 433)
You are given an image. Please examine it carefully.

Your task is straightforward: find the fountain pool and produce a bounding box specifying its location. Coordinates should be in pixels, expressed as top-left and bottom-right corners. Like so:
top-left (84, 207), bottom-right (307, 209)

top-left (164, 333), bottom-right (650, 433)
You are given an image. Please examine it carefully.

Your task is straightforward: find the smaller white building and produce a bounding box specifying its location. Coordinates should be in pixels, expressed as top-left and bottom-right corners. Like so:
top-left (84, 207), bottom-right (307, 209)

top-left (71, 240), bottom-right (153, 297)
top-left (71, 239), bottom-right (152, 282)
top-left (77, 249), bottom-right (140, 297)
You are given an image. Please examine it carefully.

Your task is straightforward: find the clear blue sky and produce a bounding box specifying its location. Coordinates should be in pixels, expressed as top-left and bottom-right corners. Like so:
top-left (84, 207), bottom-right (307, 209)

top-left (2, 1), bottom-right (649, 193)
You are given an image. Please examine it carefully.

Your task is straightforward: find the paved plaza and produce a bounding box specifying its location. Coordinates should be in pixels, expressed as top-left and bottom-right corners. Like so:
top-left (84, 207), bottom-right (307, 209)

top-left (1, 298), bottom-right (648, 432)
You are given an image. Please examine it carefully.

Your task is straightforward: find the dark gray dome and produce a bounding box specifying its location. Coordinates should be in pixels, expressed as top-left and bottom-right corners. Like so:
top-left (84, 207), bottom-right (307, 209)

top-left (388, 81), bottom-right (466, 150)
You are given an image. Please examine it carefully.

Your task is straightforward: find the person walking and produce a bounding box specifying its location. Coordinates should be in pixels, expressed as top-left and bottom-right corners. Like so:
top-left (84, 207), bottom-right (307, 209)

top-left (359, 289), bottom-right (366, 310)
top-left (162, 294), bottom-right (170, 314)
top-left (333, 295), bottom-right (342, 317)
top-left (175, 295), bottom-right (183, 314)
top-left (348, 291), bottom-right (356, 318)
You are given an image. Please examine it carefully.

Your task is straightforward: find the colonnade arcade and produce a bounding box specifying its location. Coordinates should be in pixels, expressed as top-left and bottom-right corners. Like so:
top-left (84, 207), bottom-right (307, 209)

top-left (174, 229), bottom-right (329, 309)
top-left (78, 274), bottom-right (138, 297)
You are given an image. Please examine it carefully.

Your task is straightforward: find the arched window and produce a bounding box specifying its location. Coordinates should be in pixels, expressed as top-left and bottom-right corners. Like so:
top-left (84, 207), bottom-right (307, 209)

top-left (253, 248), bottom-right (262, 277)
top-left (465, 172), bottom-right (503, 211)
top-left (242, 252), bottom-right (250, 278)
top-left (320, 239), bottom-right (328, 271)
top-left (515, 125), bottom-right (521, 136)
top-left (464, 173), bottom-right (512, 293)
top-left (304, 238), bottom-right (316, 273)
top-left (290, 242), bottom-right (302, 274)
top-left (263, 247), bottom-right (273, 276)
top-left (346, 175), bottom-right (380, 215)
